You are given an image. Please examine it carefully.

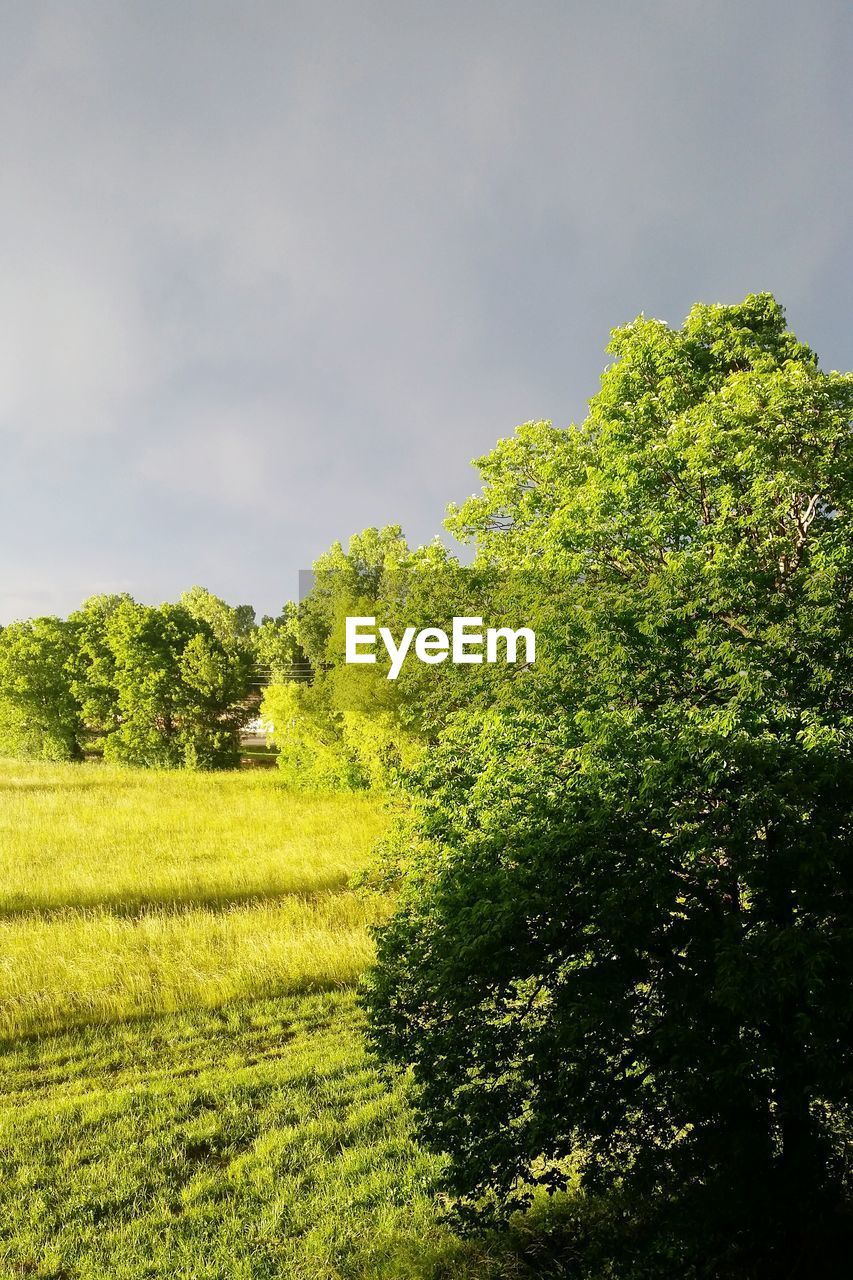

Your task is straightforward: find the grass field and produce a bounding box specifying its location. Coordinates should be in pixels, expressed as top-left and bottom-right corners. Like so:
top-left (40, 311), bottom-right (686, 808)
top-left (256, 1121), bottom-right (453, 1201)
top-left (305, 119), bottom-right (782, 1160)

top-left (0, 759), bottom-right (561, 1280)
top-left (0, 762), bottom-right (387, 1038)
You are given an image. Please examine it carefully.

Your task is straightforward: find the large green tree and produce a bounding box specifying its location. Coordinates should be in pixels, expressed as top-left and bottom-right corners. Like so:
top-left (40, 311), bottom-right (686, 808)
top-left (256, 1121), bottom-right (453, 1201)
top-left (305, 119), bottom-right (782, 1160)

top-left (0, 616), bottom-right (83, 760)
top-left (365, 296), bottom-right (853, 1274)
top-left (99, 599), bottom-right (253, 769)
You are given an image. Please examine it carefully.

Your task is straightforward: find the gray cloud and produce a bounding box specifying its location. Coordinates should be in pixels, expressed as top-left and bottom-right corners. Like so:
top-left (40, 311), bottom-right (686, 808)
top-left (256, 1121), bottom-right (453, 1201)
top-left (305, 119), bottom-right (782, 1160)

top-left (1, 0), bottom-right (851, 621)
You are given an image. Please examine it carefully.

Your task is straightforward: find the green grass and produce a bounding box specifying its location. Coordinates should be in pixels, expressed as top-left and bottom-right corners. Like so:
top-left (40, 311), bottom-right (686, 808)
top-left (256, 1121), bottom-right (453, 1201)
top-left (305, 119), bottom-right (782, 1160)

top-left (0, 761), bottom-right (382, 915)
top-left (0, 759), bottom-right (388, 1039)
top-left (0, 993), bottom-right (500, 1280)
top-left (0, 759), bottom-right (563, 1279)
top-left (0, 895), bottom-right (381, 1037)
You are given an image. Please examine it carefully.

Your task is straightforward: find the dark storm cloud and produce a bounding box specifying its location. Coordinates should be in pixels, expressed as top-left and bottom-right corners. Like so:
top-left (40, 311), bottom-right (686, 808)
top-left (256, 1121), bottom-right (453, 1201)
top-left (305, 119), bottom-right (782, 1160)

top-left (1, 0), bottom-right (851, 620)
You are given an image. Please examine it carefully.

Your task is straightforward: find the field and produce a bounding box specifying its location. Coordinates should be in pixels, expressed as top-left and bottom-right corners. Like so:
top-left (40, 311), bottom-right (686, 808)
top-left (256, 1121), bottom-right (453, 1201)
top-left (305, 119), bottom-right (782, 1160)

top-left (0, 760), bottom-right (559, 1280)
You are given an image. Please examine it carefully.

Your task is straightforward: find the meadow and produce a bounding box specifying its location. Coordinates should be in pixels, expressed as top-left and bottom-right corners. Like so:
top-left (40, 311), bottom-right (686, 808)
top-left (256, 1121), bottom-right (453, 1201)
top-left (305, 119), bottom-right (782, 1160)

top-left (0, 759), bottom-right (562, 1280)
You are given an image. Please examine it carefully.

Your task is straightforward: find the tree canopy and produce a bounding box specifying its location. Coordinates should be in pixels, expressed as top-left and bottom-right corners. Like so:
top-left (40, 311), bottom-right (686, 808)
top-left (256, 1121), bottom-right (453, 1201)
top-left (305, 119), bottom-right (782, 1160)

top-left (0, 616), bottom-right (83, 760)
top-left (365, 295), bottom-right (853, 1274)
top-left (0, 589), bottom-right (254, 769)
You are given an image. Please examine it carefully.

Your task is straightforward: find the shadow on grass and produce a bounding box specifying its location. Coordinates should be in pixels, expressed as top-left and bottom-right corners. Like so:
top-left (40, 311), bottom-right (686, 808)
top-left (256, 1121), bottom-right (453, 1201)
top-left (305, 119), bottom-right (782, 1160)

top-left (0, 776), bottom-right (128, 794)
top-left (0, 974), bottom-right (365, 1050)
top-left (0, 988), bottom-right (350, 1065)
top-left (0, 877), bottom-right (355, 921)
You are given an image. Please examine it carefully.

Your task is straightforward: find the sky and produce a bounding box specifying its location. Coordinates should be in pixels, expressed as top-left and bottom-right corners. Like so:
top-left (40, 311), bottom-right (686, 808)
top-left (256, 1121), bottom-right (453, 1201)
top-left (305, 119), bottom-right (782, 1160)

top-left (1, 0), bottom-right (851, 623)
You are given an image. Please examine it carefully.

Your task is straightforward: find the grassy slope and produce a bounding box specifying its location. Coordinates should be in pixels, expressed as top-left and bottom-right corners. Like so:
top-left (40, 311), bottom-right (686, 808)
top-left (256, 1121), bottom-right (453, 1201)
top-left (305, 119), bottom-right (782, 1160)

top-left (0, 761), bottom-right (553, 1280)
top-left (0, 994), bottom-right (508, 1280)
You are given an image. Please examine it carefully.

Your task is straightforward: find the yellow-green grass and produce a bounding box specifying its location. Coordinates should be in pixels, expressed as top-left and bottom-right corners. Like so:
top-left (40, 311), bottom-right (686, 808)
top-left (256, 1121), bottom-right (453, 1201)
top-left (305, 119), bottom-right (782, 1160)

top-left (0, 759), bottom-right (385, 915)
top-left (0, 759), bottom-right (575, 1278)
top-left (0, 758), bottom-right (390, 1041)
top-left (0, 894), bottom-right (387, 1038)
top-left (0, 992), bottom-right (564, 1280)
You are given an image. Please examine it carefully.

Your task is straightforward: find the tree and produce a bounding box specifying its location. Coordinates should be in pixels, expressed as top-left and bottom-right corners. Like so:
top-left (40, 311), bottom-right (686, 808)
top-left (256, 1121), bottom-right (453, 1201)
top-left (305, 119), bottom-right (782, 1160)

top-left (180, 586), bottom-right (256, 652)
top-left (0, 616), bottom-right (83, 759)
top-left (254, 603), bottom-right (306, 682)
top-left (261, 526), bottom-right (445, 789)
top-left (68, 593), bottom-right (133, 743)
top-left (100, 599), bottom-right (252, 768)
top-left (365, 296), bottom-right (853, 1275)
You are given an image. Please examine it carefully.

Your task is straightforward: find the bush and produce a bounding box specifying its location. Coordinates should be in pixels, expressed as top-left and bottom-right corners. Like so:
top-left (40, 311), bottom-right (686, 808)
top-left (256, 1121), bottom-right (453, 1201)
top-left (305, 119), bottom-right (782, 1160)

top-left (365, 295), bottom-right (853, 1273)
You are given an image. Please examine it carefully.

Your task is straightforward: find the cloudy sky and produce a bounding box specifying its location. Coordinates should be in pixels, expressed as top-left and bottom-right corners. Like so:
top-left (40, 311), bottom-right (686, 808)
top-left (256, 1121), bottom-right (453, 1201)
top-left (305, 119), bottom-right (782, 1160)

top-left (1, 0), bottom-right (851, 622)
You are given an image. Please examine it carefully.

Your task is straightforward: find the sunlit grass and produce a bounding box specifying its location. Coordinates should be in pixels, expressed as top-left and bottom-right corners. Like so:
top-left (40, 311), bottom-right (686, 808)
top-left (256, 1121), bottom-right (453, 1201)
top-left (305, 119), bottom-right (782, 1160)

top-left (0, 993), bottom-right (559, 1280)
top-left (0, 758), bottom-right (390, 1038)
top-left (0, 894), bottom-right (387, 1038)
top-left (0, 758), bottom-right (572, 1278)
top-left (0, 759), bottom-right (385, 915)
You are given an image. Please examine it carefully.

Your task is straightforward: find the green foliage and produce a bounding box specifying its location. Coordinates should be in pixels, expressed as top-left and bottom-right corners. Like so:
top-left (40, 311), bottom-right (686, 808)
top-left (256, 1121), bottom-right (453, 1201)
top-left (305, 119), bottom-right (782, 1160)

top-left (0, 616), bottom-right (83, 759)
top-left (262, 678), bottom-right (370, 790)
top-left (261, 526), bottom-right (453, 790)
top-left (180, 585), bottom-right (256, 651)
top-left (100, 600), bottom-right (253, 768)
top-left (68, 592), bottom-right (132, 737)
top-left (366, 295), bottom-right (853, 1274)
top-left (254, 602), bottom-right (305, 681)
top-left (1, 589), bottom-right (256, 771)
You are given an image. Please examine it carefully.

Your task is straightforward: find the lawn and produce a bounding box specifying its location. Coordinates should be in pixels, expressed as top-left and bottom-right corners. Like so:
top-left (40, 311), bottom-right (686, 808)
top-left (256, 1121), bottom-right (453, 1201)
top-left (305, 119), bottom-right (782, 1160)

top-left (0, 760), bottom-right (554, 1280)
top-left (0, 993), bottom-right (490, 1280)
top-left (0, 762), bottom-right (381, 915)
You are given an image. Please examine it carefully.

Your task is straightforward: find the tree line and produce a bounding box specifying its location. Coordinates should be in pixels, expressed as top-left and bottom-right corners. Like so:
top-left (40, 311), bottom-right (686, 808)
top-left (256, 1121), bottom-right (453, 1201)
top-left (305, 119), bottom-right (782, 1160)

top-left (0, 586), bottom-right (305, 768)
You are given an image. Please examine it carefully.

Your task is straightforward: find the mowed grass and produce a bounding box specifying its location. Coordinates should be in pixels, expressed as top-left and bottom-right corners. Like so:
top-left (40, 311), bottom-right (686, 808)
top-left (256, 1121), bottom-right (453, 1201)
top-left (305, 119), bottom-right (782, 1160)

top-left (0, 760), bottom-right (566, 1278)
top-left (0, 993), bottom-right (556, 1280)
